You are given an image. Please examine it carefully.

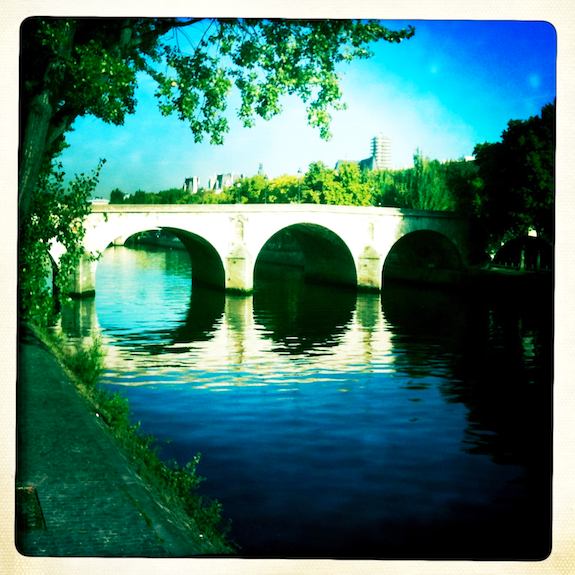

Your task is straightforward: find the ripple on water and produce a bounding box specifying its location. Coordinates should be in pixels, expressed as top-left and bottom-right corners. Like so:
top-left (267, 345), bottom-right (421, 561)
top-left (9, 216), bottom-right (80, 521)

top-left (87, 246), bottom-right (552, 558)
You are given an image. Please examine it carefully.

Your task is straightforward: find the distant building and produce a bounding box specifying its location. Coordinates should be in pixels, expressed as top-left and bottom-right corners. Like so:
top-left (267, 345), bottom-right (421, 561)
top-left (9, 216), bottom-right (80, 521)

top-left (208, 173), bottom-right (242, 193)
top-left (184, 176), bottom-right (200, 194)
top-left (91, 197), bottom-right (109, 205)
top-left (370, 133), bottom-right (392, 170)
top-left (337, 133), bottom-right (392, 172)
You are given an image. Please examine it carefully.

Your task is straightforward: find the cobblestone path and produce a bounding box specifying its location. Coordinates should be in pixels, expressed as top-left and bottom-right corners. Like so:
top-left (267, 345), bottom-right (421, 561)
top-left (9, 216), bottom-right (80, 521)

top-left (16, 328), bottom-right (219, 557)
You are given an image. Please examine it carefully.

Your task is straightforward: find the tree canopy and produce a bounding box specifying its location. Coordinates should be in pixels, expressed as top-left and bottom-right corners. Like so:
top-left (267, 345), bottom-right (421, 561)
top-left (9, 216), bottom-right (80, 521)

top-left (110, 154), bottom-right (478, 212)
top-left (19, 17), bottom-right (415, 222)
top-left (473, 101), bottom-right (555, 251)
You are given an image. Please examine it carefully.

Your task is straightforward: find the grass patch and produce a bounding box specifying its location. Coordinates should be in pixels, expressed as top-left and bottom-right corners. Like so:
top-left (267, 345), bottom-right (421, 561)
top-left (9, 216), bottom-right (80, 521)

top-left (26, 323), bottom-right (235, 554)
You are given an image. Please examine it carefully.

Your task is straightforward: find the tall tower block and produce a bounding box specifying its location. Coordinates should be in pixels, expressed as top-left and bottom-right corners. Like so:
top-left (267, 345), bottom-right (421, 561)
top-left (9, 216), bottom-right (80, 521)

top-left (371, 133), bottom-right (391, 170)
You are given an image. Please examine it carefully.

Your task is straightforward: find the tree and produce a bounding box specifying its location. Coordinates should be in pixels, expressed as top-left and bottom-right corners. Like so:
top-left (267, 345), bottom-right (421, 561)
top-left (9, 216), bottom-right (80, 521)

top-left (267, 174), bottom-right (301, 203)
top-left (19, 17), bottom-right (415, 223)
top-left (441, 158), bottom-right (481, 216)
top-left (368, 169), bottom-right (405, 208)
top-left (333, 162), bottom-right (372, 206)
top-left (109, 188), bottom-right (125, 204)
top-left (301, 161), bottom-right (339, 203)
top-left (238, 174), bottom-right (269, 203)
top-left (473, 101), bottom-right (555, 251)
top-left (366, 154), bottom-right (468, 211)
top-left (406, 150), bottom-right (455, 211)
top-left (19, 161), bottom-right (105, 324)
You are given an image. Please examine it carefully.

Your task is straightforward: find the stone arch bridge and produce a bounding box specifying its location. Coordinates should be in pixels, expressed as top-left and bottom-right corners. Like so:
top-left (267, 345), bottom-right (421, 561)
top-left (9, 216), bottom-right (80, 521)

top-left (63, 204), bottom-right (471, 295)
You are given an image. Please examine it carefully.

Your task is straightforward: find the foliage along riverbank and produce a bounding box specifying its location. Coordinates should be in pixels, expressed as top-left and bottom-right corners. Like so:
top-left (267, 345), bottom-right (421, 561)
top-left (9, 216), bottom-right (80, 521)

top-left (26, 322), bottom-right (236, 555)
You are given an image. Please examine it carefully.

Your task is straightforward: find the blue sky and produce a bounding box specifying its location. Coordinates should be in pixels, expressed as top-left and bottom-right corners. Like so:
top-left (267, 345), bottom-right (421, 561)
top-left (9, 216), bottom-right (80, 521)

top-left (59, 20), bottom-right (556, 197)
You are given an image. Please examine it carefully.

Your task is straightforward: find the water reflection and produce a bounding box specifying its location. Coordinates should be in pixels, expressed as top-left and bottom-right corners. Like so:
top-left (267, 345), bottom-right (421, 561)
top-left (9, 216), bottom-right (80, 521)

top-left (73, 248), bottom-right (552, 467)
top-left (60, 296), bottom-right (99, 341)
top-left (381, 283), bottom-right (468, 379)
top-left (63, 246), bottom-right (551, 558)
top-left (86, 247), bottom-right (395, 378)
top-left (253, 265), bottom-right (356, 356)
top-left (382, 280), bottom-right (552, 470)
top-left (380, 280), bottom-right (551, 556)
top-left (169, 286), bottom-right (225, 346)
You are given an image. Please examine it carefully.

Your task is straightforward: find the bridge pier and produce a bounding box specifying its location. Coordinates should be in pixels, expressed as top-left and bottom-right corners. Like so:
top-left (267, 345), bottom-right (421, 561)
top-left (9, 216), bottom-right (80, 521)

top-left (70, 255), bottom-right (97, 297)
top-left (225, 245), bottom-right (254, 294)
top-left (357, 246), bottom-right (383, 291)
top-left (111, 235), bottom-right (129, 246)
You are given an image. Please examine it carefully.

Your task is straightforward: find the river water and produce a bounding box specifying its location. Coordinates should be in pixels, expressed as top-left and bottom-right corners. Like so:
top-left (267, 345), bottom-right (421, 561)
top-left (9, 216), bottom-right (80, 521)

top-left (69, 244), bottom-right (552, 559)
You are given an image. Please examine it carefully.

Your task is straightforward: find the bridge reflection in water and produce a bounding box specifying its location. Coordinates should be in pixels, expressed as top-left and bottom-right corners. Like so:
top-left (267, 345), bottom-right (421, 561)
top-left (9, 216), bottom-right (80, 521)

top-left (60, 270), bottom-right (394, 384)
top-left (57, 244), bottom-right (551, 559)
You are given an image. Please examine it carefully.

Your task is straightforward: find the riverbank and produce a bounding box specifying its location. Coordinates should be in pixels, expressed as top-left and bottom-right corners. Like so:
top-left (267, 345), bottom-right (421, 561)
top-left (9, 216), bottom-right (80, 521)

top-left (16, 325), bottom-right (233, 557)
top-left (465, 265), bottom-right (553, 293)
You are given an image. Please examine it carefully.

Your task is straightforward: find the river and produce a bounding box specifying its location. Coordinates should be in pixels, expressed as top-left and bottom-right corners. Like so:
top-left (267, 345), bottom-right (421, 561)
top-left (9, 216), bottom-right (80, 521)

top-left (61, 244), bottom-right (552, 559)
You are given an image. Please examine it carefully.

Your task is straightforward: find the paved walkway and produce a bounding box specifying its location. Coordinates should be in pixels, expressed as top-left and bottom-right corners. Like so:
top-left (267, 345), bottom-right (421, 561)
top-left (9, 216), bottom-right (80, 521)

top-left (16, 327), bottom-right (221, 557)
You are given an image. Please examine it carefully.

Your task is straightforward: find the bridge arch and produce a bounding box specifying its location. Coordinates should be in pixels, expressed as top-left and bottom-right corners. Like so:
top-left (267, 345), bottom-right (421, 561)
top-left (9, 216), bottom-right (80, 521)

top-left (492, 236), bottom-right (552, 272)
top-left (254, 223), bottom-right (357, 289)
top-left (118, 227), bottom-right (226, 290)
top-left (161, 227), bottom-right (225, 289)
top-left (382, 230), bottom-right (464, 286)
top-left (93, 226), bottom-right (226, 293)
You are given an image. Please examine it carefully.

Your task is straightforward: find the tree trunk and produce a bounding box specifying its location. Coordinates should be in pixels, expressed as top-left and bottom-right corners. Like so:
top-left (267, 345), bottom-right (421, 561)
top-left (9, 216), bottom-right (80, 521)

top-left (19, 90), bottom-right (53, 224)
